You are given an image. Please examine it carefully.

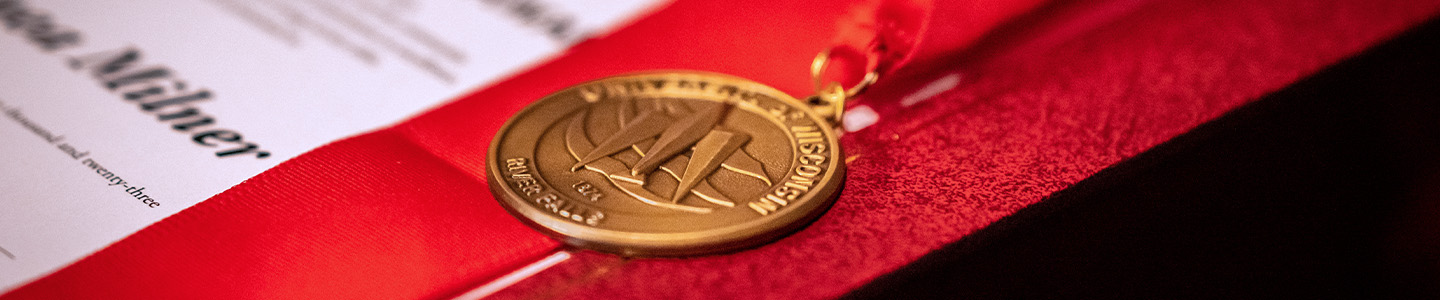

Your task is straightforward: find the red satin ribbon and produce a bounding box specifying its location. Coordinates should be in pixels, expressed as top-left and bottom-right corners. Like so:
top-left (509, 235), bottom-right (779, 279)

top-left (821, 0), bottom-right (1047, 90)
top-left (2, 0), bottom-right (1048, 299)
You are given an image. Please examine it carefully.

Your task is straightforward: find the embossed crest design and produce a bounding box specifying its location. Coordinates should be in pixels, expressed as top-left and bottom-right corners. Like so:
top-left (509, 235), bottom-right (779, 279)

top-left (565, 97), bottom-right (773, 214)
top-left (488, 72), bottom-right (844, 256)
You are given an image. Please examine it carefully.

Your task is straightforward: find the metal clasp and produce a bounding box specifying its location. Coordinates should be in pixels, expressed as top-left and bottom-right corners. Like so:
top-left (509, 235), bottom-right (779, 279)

top-left (807, 47), bottom-right (880, 126)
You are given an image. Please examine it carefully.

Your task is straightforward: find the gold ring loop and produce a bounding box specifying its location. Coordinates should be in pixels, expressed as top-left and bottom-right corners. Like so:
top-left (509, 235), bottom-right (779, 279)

top-left (811, 48), bottom-right (881, 99)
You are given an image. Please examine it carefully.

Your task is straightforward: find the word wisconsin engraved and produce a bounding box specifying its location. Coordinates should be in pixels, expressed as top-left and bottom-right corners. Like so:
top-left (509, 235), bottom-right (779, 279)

top-left (488, 72), bottom-right (844, 256)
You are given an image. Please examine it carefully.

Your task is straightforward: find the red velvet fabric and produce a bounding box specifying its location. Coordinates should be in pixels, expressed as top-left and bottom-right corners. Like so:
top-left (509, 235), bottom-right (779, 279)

top-left (5, 0), bottom-right (1437, 299)
top-left (490, 0), bottom-right (1440, 299)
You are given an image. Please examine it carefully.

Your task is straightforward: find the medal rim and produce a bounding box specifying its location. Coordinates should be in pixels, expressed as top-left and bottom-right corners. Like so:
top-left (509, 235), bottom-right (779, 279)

top-left (486, 71), bottom-right (844, 256)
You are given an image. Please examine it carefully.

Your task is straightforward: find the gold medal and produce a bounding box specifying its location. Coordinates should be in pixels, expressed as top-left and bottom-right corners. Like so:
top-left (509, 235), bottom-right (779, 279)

top-left (487, 71), bottom-right (851, 256)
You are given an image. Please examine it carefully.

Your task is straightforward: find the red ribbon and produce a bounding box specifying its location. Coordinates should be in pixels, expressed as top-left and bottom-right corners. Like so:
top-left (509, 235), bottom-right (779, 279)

top-left (2, 0), bottom-right (1051, 299)
top-left (821, 0), bottom-right (1047, 91)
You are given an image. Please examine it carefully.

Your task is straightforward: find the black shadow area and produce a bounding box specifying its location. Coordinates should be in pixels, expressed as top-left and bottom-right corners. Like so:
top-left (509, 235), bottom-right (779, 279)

top-left (846, 17), bottom-right (1440, 299)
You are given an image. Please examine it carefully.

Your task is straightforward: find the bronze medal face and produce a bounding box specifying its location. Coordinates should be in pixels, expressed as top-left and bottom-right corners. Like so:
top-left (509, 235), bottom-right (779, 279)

top-left (487, 72), bottom-right (844, 256)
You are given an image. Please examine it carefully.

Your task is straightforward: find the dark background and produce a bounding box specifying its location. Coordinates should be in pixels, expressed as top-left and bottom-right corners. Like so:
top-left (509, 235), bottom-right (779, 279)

top-left (849, 16), bottom-right (1440, 299)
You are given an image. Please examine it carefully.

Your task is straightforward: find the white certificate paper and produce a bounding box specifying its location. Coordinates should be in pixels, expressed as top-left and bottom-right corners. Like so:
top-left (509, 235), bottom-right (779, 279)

top-left (0, 0), bottom-right (661, 291)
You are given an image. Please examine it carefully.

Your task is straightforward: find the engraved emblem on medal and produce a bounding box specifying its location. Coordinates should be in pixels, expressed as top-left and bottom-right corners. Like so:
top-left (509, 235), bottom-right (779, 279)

top-left (488, 72), bottom-right (846, 256)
